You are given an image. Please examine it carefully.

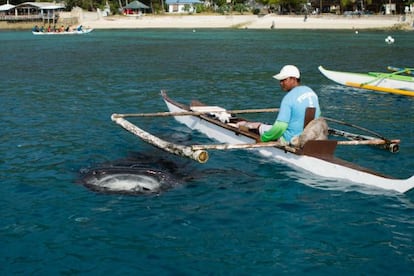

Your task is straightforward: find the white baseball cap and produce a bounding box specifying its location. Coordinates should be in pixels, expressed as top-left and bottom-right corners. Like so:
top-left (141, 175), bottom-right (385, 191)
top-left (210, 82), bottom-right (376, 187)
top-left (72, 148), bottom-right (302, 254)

top-left (273, 65), bottom-right (300, 80)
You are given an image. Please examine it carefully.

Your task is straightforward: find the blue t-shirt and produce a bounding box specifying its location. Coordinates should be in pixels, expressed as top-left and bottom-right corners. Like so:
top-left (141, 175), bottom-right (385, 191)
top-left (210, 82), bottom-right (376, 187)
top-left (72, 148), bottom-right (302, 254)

top-left (276, 85), bottom-right (320, 142)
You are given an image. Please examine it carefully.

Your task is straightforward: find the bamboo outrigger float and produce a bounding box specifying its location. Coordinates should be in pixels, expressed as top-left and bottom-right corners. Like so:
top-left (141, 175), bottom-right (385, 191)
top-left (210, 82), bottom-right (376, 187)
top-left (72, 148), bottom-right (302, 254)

top-left (111, 91), bottom-right (414, 193)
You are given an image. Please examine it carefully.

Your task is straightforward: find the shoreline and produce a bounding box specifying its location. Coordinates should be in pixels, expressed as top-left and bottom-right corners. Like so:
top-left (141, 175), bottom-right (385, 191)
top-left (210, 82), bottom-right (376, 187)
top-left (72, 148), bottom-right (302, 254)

top-left (1, 13), bottom-right (413, 30)
top-left (80, 14), bottom-right (413, 30)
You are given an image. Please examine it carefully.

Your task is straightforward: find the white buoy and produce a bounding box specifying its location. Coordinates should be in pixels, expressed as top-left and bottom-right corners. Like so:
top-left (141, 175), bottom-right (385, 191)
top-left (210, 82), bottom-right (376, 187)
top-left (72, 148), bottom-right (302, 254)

top-left (385, 36), bottom-right (395, 44)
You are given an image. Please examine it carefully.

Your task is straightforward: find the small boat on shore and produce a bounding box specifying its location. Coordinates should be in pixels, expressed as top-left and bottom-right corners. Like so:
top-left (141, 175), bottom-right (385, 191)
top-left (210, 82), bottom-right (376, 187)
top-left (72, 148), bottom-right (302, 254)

top-left (32, 28), bottom-right (93, 35)
top-left (111, 91), bottom-right (414, 194)
top-left (318, 66), bottom-right (414, 97)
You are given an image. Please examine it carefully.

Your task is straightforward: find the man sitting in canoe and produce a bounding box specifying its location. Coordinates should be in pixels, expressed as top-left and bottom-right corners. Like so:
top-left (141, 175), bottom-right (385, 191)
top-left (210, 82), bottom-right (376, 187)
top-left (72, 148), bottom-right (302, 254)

top-left (238, 65), bottom-right (327, 147)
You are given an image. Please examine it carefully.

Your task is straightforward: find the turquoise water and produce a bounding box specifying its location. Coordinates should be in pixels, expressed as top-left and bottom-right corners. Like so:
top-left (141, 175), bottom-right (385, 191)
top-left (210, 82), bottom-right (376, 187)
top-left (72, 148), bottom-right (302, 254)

top-left (1, 29), bottom-right (414, 274)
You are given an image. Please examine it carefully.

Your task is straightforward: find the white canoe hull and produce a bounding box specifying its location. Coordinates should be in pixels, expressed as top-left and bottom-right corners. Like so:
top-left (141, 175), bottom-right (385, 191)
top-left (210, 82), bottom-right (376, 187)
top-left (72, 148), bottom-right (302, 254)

top-left (163, 94), bottom-right (414, 193)
top-left (319, 66), bottom-right (414, 96)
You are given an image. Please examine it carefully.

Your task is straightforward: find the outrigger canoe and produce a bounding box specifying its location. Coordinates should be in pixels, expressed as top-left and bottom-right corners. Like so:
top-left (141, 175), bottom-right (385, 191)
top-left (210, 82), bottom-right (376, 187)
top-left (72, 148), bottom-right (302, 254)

top-left (318, 66), bottom-right (414, 97)
top-left (32, 28), bottom-right (93, 35)
top-left (111, 91), bottom-right (414, 193)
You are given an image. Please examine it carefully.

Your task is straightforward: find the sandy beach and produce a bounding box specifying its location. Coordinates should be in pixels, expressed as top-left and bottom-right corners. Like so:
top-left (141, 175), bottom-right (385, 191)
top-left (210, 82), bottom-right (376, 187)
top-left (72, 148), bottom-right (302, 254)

top-left (78, 13), bottom-right (413, 30)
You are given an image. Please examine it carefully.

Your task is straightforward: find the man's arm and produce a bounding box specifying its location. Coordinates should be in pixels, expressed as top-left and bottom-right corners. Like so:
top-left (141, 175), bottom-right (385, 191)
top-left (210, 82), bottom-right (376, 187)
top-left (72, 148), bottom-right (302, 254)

top-left (260, 121), bottom-right (288, 142)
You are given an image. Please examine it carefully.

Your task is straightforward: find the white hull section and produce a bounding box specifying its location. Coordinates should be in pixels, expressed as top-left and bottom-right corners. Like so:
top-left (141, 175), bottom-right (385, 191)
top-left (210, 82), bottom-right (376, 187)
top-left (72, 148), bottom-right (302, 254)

top-left (164, 99), bottom-right (414, 193)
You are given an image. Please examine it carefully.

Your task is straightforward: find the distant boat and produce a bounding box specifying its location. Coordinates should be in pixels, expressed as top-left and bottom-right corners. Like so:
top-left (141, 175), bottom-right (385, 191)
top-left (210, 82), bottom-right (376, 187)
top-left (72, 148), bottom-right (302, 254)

top-left (318, 66), bottom-right (414, 97)
top-left (32, 28), bottom-right (93, 35)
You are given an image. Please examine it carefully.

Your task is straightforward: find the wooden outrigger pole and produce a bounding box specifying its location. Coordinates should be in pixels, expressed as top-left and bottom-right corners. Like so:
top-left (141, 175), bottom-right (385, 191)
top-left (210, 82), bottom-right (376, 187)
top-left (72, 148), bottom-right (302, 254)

top-left (112, 108), bottom-right (279, 119)
top-left (111, 114), bottom-right (209, 163)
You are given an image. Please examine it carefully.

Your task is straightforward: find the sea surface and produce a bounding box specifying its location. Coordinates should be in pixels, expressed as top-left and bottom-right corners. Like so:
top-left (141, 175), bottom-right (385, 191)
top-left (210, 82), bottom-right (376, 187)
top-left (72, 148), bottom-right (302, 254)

top-left (1, 29), bottom-right (413, 274)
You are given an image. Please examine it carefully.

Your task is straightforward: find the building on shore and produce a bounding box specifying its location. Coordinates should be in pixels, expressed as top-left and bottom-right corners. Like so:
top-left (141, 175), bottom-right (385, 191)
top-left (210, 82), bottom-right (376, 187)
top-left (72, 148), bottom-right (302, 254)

top-left (0, 1), bottom-right (65, 25)
top-left (165, 0), bottom-right (202, 14)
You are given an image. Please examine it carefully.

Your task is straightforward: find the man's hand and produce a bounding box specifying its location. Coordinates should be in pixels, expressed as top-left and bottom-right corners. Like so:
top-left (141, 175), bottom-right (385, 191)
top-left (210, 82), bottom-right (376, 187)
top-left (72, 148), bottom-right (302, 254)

top-left (236, 121), bottom-right (261, 129)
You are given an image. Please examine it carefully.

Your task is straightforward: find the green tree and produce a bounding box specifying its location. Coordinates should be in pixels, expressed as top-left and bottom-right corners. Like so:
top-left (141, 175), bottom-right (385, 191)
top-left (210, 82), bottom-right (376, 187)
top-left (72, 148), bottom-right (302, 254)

top-left (65, 0), bottom-right (105, 11)
top-left (256, 0), bottom-right (308, 14)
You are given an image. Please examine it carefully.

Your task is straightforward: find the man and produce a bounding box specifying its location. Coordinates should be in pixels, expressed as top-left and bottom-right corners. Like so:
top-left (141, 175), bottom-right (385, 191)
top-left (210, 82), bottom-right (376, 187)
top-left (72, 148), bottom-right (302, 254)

top-left (258, 65), bottom-right (321, 145)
